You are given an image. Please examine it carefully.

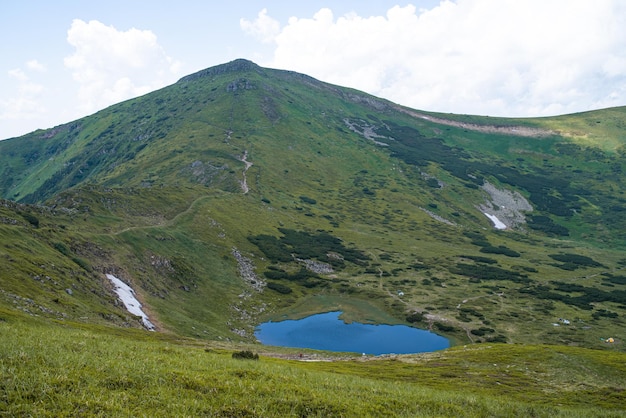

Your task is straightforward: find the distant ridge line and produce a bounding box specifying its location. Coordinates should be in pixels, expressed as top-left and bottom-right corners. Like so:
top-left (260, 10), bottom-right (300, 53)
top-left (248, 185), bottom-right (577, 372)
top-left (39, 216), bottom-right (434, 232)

top-left (178, 59), bottom-right (264, 82)
top-left (397, 107), bottom-right (554, 138)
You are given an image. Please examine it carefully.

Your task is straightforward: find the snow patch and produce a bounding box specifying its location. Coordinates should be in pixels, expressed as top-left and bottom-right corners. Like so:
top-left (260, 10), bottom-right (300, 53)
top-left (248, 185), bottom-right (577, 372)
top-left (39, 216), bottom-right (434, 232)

top-left (478, 181), bottom-right (533, 229)
top-left (106, 274), bottom-right (155, 330)
top-left (483, 213), bottom-right (507, 230)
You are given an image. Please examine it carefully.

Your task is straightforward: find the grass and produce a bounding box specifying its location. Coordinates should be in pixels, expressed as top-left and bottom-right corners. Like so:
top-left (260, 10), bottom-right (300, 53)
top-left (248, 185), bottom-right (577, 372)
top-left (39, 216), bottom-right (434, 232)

top-left (1, 313), bottom-right (625, 417)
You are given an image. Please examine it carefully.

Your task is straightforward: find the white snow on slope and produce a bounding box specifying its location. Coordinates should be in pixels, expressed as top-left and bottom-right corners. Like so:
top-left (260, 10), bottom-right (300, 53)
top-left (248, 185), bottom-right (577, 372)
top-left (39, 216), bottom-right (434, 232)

top-left (483, 213), bottom-right (507, 230)
top-left (106, 274), bottom-right (155, 330)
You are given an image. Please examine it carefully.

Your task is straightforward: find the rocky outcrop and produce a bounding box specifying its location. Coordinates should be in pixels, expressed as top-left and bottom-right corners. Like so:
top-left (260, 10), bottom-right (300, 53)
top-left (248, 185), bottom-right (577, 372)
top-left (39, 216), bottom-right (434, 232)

top-left (232, 248), bottom-right (264, 292)
top-left (178, 59), bottom-right (264, 83)
top-left (478, 181), bottom-right (533, 229)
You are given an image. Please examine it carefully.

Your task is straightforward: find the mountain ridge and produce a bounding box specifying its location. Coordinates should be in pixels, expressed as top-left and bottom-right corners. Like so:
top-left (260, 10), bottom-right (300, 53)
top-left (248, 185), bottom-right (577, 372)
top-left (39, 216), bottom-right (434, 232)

top-left (0, 58), bottom-right (625, 349)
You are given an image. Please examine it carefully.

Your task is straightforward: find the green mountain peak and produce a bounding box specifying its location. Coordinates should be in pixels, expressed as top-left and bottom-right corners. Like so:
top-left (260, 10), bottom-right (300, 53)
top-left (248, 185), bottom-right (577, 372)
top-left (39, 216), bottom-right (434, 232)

top-left (178, 58), bottom-right (264, 82)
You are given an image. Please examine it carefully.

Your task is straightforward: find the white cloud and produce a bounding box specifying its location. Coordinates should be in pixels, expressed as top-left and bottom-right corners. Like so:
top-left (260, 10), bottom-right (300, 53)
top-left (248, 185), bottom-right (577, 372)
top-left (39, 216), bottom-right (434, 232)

top-left (26, 59), bottom-right (46, 72)
top-left (1, 64), bottom-right (46, 128)
top-left (252, 0), bottom-right (626, 117)
top-left (64, 19), bottom-right (182, 113)
top-left (8, 68), bottom-right (29, 82)
top-left (240, 8), bottom-right (281, 44)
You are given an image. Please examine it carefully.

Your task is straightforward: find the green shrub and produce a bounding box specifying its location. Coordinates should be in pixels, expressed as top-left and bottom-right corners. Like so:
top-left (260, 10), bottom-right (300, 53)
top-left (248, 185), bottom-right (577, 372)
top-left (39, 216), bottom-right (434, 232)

top-left (603, 275), bottom-right (626, 285)
top-left (406, 312), bottom-right (424, 323)
top-left (527, 215), bottom-right (569, 236)
top-left (21, 212), bottom-right (39, 227)
top-left (549, 253), bottom-right (603, 268)
top-left (299, 196), bottom-right (317, 205)
top-left (426, 178), bottom-right (440, 188)
top-left (450, 263), bottom-right (530, 284)
top-left (266, 282), bottom-right (292, 294)
top-left (232, 350), bottom-right (259, 360)
top-left (470, 327), bottom-right (495, 336)
top-left (434, 322), bottom-right (456, 332)
top-left (479, 245), bottom-right (520, 258)
top-left (53, 242), bottom-right (70, 256)
top-left (249, 229), bottom-right (369, 267)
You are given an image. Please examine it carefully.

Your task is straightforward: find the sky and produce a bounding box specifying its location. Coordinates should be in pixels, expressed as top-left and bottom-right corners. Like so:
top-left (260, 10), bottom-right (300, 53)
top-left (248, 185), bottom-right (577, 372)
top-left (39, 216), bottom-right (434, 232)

top-left (1, 0), bottom-right (625, 139)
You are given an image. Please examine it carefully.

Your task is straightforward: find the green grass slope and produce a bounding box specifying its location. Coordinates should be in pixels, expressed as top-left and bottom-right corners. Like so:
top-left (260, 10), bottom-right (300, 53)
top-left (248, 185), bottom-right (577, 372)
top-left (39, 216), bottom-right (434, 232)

top-left (1, 314), bottom-right (625, 417)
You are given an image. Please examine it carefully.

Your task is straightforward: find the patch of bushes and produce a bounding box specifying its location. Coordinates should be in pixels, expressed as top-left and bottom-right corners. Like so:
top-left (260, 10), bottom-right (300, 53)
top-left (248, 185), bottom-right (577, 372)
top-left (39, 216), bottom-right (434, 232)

top-left (450, 263), bottom-right (530, 284)
top-left (486, 334), bottom-right (508, 343)
top-left (548, 253), bottom-right (603, 268)
top-left (406, 312), bottom-right (424, 323)
top-left (410, 263), bottom-right (429, 270)
top-left (464, 232), bottom-right (520, 258)
top-left (248, 234), bottom-right (292, 262)
top-left (426, 178), bottom-right (441, 188)
top-left (433, 322), bottom-right (457, 333)
top-left (232, 350), bottom-right (259, 360)
top-left (459, 307), bottom-right (485, 320)
top-left (603, 275), bottom-right (626, 286)
top-left (53, 242), bottom-right (70, 256)
top-left (20, 212), bottom-right (40, 227)
top-left (266, 282), bottom-right (292, 294)
top-left (592, 309), bottom-right (618, 319)
top-left (463, 231), bottom-right (486, 241)
top-left (249, 228), bottom-right (370, 268)
top-left (299, 196), bottom-right (317, 205)
top-left (263, 267), bottom-right (318, 281)
top-left (479, 245), bottom-right (520, 258)
top-left (470, 327), bottom-right (495, 336)
top-left (527, 215), bottom-right (569, 236)
top-left (519, 283), bottom-right (626, 310)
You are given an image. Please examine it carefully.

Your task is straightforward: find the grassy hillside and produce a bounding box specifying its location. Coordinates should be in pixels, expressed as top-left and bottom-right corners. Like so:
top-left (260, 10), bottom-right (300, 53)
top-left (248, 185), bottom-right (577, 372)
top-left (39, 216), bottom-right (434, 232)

top-left (1, 59), bottom-right (626, 347)
top-left (1, 313), bottom-right (625, 417)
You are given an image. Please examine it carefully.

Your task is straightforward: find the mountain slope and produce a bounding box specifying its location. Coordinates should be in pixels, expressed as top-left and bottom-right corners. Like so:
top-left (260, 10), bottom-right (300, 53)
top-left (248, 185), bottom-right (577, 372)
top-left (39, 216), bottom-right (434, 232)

top-left (0, 59), bottom-right (625, 351)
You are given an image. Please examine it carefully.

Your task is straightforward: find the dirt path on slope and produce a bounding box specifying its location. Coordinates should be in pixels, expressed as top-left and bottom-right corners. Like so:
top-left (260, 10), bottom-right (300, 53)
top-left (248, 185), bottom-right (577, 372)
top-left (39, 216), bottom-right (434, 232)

top-left (238, 150), bottom-right (253, 194)
top-left (396, 107), bottom-right (553, 138)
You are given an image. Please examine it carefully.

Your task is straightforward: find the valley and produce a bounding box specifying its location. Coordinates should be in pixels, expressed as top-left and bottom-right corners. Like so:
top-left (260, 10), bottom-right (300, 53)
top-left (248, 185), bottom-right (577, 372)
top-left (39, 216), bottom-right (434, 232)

top-left (1, 59), bottom-right (625, 415)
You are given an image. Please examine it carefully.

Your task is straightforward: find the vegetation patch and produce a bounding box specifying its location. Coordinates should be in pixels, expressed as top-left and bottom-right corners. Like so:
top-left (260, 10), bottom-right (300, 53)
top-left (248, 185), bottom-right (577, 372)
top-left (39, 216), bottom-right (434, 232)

top-left (459, 255), bottom-right (498, 264)
top-left (548, 253), bottom-right (604, 269)
top-left (231, 350), bottom-right (259, 360)
top-left (519, 281), bottom-right (626, 310)
top-left (450, 263), bottom-right (531, 284)
top-left (602, 274), bottom-right (626, 286)
top-left (249, 228), bottom-right (370, 268)
top-left (527, 215), bottom-right (569, 236)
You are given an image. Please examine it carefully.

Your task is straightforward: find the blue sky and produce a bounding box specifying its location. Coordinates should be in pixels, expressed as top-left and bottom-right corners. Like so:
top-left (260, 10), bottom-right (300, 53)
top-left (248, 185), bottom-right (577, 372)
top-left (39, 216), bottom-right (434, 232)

top-left (1, 0), bottom-right (625, 139)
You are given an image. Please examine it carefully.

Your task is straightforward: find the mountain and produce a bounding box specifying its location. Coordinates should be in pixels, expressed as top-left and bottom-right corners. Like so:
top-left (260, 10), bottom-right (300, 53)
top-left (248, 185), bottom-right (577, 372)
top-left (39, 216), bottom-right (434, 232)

top-left (2, 58), bottom-right (626, 416)
top-left (1, 58), bottom-right (626, 347)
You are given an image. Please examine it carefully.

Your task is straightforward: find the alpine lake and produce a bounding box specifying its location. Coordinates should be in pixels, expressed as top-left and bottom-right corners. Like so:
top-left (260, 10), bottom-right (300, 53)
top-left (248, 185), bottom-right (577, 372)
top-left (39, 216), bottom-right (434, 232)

top-left (254, 297), bottom-right (450, 355)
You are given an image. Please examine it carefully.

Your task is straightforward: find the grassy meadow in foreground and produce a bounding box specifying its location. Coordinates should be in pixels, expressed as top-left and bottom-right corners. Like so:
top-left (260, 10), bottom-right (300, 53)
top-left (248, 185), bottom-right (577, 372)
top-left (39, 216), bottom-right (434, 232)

top-left (1, 312), bottom-right (625, 417)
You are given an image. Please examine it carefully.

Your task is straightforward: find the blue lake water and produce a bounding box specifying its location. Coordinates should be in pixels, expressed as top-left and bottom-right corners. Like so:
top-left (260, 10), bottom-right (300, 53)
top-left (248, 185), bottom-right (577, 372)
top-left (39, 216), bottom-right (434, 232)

top-left (255, 311), bottom-right (450, 355)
